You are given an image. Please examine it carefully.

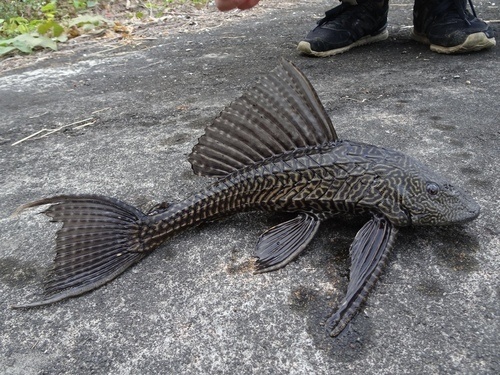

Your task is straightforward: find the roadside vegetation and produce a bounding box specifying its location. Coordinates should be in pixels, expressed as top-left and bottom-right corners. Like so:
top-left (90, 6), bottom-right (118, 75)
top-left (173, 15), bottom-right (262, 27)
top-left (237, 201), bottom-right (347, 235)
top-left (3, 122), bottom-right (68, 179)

top-left (0, 0), bottom-right (209, 56)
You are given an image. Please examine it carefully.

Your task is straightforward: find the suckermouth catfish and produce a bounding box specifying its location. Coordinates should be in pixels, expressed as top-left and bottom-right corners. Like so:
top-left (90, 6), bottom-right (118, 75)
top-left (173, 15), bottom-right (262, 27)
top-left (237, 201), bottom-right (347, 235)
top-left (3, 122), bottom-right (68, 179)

top-left (12, 60), bottom-right (480, 337)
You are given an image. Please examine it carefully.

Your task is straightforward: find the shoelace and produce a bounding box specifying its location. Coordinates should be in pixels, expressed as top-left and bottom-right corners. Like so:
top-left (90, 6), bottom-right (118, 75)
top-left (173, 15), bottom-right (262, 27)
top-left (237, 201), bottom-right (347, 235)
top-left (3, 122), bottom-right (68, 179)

top-left (318, 1), bottom-right (385, 27)
top-left (458, 0), bottom-right (477, 24)
top-left (320, 0), bottom-right (478, 27)
top-left (436, 0), bottom-right (477, 25)
top-left (467, 0), bottom-right (477, 17)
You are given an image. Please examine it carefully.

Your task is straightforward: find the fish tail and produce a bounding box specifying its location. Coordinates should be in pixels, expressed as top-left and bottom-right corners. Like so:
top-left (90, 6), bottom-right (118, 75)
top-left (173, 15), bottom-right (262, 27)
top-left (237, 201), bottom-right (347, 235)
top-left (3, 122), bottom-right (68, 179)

top-left (11, 195), bottom-right (152, 308)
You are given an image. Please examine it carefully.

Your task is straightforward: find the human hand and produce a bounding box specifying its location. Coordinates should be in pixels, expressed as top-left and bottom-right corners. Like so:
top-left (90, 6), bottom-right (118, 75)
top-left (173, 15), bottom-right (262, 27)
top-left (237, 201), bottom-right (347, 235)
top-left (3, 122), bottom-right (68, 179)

top-left (215, 0), bottom-right (260, 11)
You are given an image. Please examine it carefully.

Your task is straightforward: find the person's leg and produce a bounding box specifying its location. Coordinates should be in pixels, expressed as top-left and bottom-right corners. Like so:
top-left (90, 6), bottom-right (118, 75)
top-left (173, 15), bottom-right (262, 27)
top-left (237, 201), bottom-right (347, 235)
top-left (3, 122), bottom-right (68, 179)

top-left (412, 0), bottom-right (495, 54)
top-left (297, 0), bottom-right (389, 57)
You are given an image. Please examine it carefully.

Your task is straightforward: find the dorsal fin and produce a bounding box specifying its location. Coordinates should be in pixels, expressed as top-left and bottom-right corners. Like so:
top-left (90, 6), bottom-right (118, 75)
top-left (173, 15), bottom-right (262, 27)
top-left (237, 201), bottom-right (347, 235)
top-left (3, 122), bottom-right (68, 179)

top-left (188, 60), bottom-right (338, 177)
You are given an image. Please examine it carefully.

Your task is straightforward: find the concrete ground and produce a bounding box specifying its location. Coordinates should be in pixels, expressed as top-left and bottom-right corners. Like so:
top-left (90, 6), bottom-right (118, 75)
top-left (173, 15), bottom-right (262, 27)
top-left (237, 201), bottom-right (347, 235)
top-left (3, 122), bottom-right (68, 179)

top-left (1, 0), bottom-right (499, 374)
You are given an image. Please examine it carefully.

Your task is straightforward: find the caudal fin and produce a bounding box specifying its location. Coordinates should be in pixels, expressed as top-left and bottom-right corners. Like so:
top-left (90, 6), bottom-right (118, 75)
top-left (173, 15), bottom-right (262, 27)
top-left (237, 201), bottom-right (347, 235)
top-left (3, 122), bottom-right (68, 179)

top-left (12, 195), bottom-right (150, 308)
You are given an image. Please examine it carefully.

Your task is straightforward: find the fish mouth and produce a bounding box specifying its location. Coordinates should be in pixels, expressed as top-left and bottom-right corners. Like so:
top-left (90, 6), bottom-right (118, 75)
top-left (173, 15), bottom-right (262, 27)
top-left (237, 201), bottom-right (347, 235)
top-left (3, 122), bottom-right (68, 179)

top-left (444, 203), bottom-right (481, 225)
top-left (457, 205), bottom-right (481, 223)
top-left (410, 204), bottom-right (480, 226)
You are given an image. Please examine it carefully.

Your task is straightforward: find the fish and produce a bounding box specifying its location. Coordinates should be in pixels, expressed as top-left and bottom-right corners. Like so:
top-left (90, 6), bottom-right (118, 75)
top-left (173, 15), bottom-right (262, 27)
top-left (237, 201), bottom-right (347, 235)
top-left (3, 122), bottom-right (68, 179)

top-left (12, 60), bottom-right (480, 337)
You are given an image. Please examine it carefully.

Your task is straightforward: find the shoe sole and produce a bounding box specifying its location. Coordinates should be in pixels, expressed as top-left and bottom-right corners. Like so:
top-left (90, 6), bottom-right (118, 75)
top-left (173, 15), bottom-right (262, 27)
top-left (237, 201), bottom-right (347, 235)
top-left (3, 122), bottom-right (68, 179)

top-left (297, 29), bottom-right (389, 57)
top-left (411, 29), bottom-right (496, 54)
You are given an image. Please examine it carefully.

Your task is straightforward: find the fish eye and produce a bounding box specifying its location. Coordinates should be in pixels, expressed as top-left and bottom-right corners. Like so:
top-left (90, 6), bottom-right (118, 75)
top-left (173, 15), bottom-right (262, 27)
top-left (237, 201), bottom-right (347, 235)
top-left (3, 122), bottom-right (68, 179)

top-left (426, 182), bottom-right (440, 195)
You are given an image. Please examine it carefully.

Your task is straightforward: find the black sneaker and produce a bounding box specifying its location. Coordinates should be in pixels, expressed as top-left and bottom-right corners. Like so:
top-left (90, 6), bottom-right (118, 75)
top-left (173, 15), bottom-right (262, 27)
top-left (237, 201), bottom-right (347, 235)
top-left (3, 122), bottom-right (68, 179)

top-left (412, 0), bottom-right (496, 54)
top-left (297, 0), bottom-right (389, 57)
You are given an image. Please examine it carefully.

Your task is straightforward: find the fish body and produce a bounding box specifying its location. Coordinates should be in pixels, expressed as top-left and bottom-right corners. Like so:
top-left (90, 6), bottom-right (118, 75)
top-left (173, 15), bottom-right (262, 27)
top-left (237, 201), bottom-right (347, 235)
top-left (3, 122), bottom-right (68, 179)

top-left (153, 139), bottom-right (477, 232)
top-left (13, 61), bottom-right (480, 337)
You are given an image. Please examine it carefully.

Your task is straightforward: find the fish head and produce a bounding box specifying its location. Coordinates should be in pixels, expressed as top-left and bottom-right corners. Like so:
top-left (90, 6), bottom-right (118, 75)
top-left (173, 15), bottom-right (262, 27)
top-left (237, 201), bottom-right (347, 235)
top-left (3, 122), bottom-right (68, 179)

top-left (400, 164), bottom-right (480, 226)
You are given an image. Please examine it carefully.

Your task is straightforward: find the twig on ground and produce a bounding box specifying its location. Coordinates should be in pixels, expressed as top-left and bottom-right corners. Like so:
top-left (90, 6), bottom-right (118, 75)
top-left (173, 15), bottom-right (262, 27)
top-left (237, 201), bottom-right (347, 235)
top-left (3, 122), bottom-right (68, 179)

top-left (73, 120), bottom-right (97, 130)
top-left (91, 107), bottom-right (111, 114)
top-left (12, 117), bottom-right (96, 146)
top-left (341, 96), bottom-right (368, 103)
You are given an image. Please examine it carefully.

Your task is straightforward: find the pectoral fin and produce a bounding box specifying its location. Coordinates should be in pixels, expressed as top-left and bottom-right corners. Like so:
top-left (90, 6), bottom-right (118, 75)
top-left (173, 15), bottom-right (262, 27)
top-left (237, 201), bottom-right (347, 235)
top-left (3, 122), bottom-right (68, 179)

top-left (254, 213), bottom-right (321, 274)
top-left (326, 214), bottom-right (398, 337)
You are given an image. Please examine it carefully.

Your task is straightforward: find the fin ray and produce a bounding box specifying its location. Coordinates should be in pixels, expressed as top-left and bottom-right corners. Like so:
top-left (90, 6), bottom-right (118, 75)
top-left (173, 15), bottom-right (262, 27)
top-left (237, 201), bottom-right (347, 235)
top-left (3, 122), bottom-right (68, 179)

top-left (254, 213), bottom-right (321, 273)
top-left (12, 195), bottom-right (150, 308)
top-left (189, 60), bottom-right (338, 177)
top-left (326, 215), bottom-right (397, 336)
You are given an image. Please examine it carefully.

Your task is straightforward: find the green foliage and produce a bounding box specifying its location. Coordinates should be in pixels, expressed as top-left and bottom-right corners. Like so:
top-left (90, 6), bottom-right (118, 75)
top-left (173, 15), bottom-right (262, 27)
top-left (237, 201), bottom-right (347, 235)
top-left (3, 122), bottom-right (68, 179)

top-left (0, 17), bottom-right (39, 37)
top-left (0, 0), bottom-right (99, 56)
top-left (0, 0), bottom-right (60, 38)
top-left (73, 0), bottom-right (98, 11)
top-left (38, 20), bottom-right (64, 37)
top-left (0, 0), bottom-right (210, 57)
top-left (0, 33), bottom-right (57, 55)
top-left (41, 1), bottom-right (57, 16)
